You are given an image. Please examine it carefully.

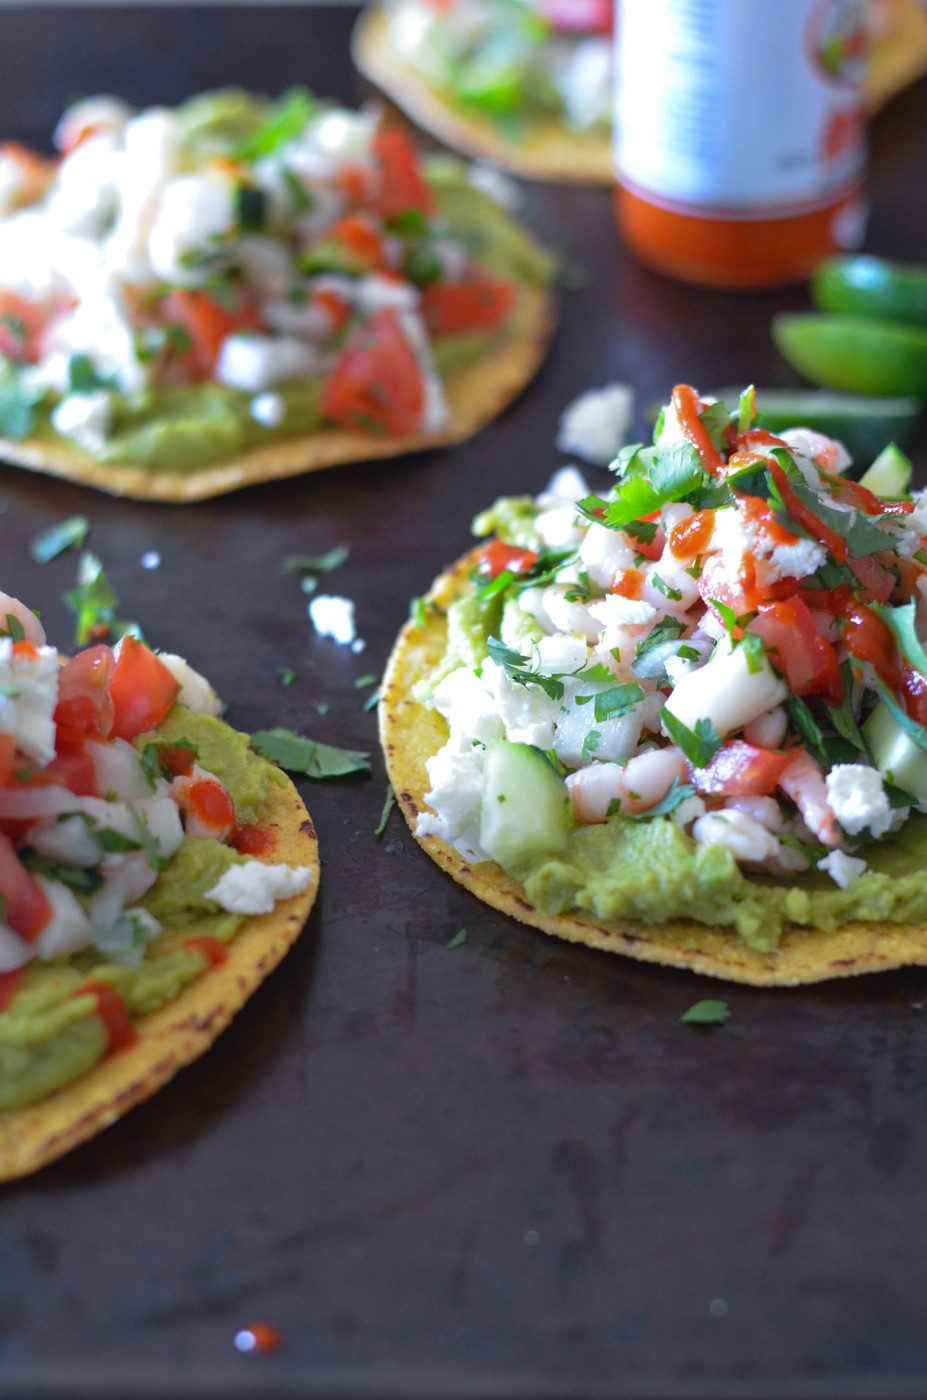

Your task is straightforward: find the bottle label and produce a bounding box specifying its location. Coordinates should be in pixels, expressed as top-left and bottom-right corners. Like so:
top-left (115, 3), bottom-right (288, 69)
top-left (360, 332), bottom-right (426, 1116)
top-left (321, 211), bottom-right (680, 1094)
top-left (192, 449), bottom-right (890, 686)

top-left (614, 0), bottom-right (867, 218)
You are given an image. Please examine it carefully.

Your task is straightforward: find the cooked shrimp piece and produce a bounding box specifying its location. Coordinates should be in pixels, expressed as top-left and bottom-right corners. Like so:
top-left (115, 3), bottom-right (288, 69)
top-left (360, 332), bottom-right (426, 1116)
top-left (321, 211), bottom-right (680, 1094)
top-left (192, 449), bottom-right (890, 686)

top-left (568, 747), bottom-right (687, 822)
top-left (778, 750), bottom-right (841, 846)
top-left (0, 592), bottom-right (46, 645)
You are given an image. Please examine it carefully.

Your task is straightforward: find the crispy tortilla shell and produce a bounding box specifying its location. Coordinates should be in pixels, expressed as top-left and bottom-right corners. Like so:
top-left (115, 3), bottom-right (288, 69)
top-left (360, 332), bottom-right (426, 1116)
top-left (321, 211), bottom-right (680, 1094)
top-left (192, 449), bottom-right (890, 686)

top-left (353, 6), bottom-right (612, 186)
top-left (866, 0), bottom-right (927, 110)
top-left (380, 553), bottom-right (927, 987)
top-left (0, 778), bottom-right (319, 1182)
top-left (0, 285), bottom-right (555, 501)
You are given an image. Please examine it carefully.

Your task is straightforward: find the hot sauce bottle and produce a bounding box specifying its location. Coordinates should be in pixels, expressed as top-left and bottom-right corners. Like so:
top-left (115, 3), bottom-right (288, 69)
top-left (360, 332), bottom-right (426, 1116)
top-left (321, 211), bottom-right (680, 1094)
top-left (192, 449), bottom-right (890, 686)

top-left (613, 0), bottom-right (869, 288)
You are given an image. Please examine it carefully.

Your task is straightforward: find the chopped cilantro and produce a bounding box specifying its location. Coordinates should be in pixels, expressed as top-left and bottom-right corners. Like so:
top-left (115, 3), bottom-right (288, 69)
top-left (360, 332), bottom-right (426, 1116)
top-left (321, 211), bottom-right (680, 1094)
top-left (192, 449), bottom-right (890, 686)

top-left (277, 666), bottom-right (296, 686)
top-left (623, 777), bottom-right (696, 820)
top-left (581, 729), bottom-right (600, 760)
top-left (446, 929), bottom-right (468, 949)
top-left (676, 644), bottom-right (699, 662)
top-left (680, 999), bottom-right (730, 1026)
top-left (280, 544), bottom-right (349, 577)
top-left (410, 596), bottom-right (428, 629)
top-left (375, 783), bottom-right (396, 839)
top-left (235, 87), bottom-right (314, 160)
top-left (64, 551), bottom-right (141, 647)
top-left (362, 688), bottom-right (380, 712)
top-left (661, 711), bottom-right (722, 768)
top-left (67, 353), bottom-right (111, 394)
top-left (29, 514), bottom-right (89, 564)
top-left (576, 682), bottom-right (645, 722)
top-left (1, 613), bottom-right (25, 643)
top-left (95, 828), bottom-right (142, 853)
top-left (354, 674), bottom-right (377, 688)
top-left (235, 184), bottom-right (266, 232)
top-left (486, 637), bottom-right (564, 700)
top-left (250, 726), bottom-right (370, 778)
top-left (651, 573), bottom-right (683, 602)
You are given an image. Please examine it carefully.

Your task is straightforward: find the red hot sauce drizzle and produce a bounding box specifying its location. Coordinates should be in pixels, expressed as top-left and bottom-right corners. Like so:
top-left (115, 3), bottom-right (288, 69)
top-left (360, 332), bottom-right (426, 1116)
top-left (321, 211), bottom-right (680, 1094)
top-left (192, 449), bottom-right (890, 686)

top-left (0, 967), bottom-right (25, 1012)
top-left (184, 936), bottom-right (229, 969)
top-left (78, 981), bottom-right (137, 1053)
top-left (671, 384), bottom-right (724, 475)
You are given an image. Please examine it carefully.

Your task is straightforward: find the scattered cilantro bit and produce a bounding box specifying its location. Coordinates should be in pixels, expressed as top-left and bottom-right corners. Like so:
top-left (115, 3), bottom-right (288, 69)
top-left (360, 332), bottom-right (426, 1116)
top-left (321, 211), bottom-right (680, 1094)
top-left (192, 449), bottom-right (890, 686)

top-left (1, 613), bottom-right (25, 642)
top-left (67, 353), bottom-right (111, 394)
top-left (354, 674), bottom-right (377, 689)
top-left (410, 596), bottom-right (428, 629)
top-left (250, 726), bottom-right (370, 778)
top-left (375, 783), bottom-right (396, 839)
top-left (128, 806), bottom-right (167, 872)
top-left (446, 929), bottom-right (468, 949)
top-left (277, 666), bottom-right (296, 686)
top-left (575, 662), bottom-right (615, 684)
top-left (280, 543), bottom-right (349, 577)
top-left (737, 385), bottom-right (756, 435)
top-left (698, 401), bottom-right (733, 449)
top-left (631, 617), bottom-right (686, 676)
top-left (64, 551), bottom-right (141, 647)
top-left (362, 688), bottom-right (380, 712)
top-left (576, 682), bottom-right (645, 723)
top-left (21, 852), bottom-right (103, 896)
top-left (0, 361), bottom-right (42, 440)
top-left (581, 729), bottom-right (600, 760)
top-left (680, 999), bottom-right (730, 1026)
top-left (825, 660), bottom-right (867, 752)
top-left (486, 637), bottom-right (564, 700)
top-left (235, 184), bottom-right (266, 232)
top-left (96, 828), bottom-right (142, 853)
top-left (623, 778), bottom-right (696, 820)
top-left (661, 711), bottom-right (722, 768)
top-left (29, 514), bottom-right (89, 564)
top-left (235, 87), bottom-right (314, 160)
top-left (651, 573), bottom-right (683, 602)
top-left (677, 644), bottom-right (700, 662)
top-left (739, 631), bottom-right (767, 675)
top-left (623, 518), bottom-right (658, 545)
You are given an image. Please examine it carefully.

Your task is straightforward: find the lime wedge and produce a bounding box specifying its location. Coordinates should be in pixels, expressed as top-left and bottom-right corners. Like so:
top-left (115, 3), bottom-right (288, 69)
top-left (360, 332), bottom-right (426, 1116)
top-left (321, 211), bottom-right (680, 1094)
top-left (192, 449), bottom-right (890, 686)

top-left (772, 314), bottom-right (927, 397)
top-left (812, 256), bottom-right (927, 329)
top-left (711, 386), bottom-right (921, 461)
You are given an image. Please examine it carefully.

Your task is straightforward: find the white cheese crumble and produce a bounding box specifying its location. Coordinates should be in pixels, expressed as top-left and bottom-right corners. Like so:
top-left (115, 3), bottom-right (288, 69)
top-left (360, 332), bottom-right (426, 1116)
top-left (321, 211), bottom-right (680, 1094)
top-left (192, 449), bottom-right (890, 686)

top-left (50, 390), bottom-right (112, 454)
top-left (309, 594), bottom-right (357, 646)
top-left (250, 392), bottom-right (286, 429)
top-left (215, 334), bottom-right (322, 393)
top-left (825, 764), bottom-right (893, 838)
top-left (555, 383), bottom-right (633, 467)
top-left (205, 860), bottom-right (315, 915)
top-left (819, 849), bottom-right (868, 889)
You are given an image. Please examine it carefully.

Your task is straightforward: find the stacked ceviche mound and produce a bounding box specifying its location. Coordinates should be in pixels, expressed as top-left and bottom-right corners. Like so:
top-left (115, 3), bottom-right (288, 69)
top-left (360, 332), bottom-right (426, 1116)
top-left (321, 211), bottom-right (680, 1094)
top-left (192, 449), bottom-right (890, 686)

top-left (0, 88), bottom-right (553, 498)
top-left (0, 598), bottom-right (318, 1179)
top-left (381, 383), bottom-right (927, 985)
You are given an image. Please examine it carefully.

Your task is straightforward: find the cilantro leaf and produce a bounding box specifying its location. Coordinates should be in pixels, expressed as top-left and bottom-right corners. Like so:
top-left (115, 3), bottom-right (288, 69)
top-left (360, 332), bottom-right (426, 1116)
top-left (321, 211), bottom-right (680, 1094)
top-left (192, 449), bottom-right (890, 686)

top-left (622, 777), bottom-right (696, 820)
top-left (575, 662), bottom-right (615, 684)
top-left (96, 828), bottom-right (143, 853)
top-left (277, 666), bottom-right (295, 686)
top-left (0, 360), bottom-right (42, 440)
top-left (375, 783), bottom-right (396, 839)
top-left (280, 544), bottom-right (349, 576)
top-left (235, 87), bottom-right (314, 160)
top-left (235, 184), bottom-right (266, 232)
top-left (825, 660), bottom-right (867, 752)
top-left (446, 928), bottom-right (468, 949)
top-left (20, 851), bottom-right (103, 896)
top-left (64, 551), bottom-right (141, 647)
top-left (1, 613), bottom-right (24, 643)
top-left (29, 515), bottom-right (89, 564)
top-left (769, 450), bottom-right (890, 559)
top-left (610, 443), bottom-right (656, 480)
top-left (588, 682), bottom-right (645, 723)
top-left (631, 617), bottom-right (687, 679)
top-left (250, 726), bottom-right (370, 778)
top-left (67, 354), bottom-right (111, 394)
top-left (486, 637), bottom-right (564, 700)
top-left (737, 385), bottom-right (756, 434)
top-left (581, 729), bottom-right (600, 759)
top-left (649, 441), bottom-right (707, 497)
top-left (660, 711), bottom-right (722, 768)
top-left (680, 999), bottom-right (730, 1026)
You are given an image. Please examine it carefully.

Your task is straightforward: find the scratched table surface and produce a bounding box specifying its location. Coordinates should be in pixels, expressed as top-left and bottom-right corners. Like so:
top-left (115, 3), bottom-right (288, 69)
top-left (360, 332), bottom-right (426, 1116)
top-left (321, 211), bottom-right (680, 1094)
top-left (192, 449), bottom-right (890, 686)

top-left (2, 8), bottom-right (927, 1400)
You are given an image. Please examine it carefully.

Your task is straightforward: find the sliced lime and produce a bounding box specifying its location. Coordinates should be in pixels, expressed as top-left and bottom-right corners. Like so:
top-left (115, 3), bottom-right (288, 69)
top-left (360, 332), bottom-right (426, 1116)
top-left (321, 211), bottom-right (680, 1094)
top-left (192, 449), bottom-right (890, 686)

top-left (812, 256), bottom-right (927, 329)
top-left (711, 386), bottom-right (921, 461)
top-left (772, 314), bottom-right (927, 397)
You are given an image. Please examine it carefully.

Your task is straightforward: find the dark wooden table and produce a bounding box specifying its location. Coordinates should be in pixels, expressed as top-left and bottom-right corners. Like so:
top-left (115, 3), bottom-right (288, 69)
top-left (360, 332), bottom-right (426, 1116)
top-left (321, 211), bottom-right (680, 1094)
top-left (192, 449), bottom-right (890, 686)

top-left (2, 8), bottom-right (927, 1399)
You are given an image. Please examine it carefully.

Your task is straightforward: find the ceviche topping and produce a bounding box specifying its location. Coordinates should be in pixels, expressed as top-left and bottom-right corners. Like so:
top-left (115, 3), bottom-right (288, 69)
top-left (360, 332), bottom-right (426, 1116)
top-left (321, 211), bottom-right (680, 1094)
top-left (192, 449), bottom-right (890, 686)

top-left (416, 385), bottom-right (927, 891)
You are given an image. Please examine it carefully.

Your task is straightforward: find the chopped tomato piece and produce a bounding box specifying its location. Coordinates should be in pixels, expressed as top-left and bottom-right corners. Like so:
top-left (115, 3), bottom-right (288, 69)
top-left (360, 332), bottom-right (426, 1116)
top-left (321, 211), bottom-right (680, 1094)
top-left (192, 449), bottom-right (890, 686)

top-left (0, 967), bottom-right (24, 1011)
top-left (0, 290), bottom-right (46, 363)
top-left (109, 637), bottom-right (180, 742)
top-left (371, 126), bottom-right (435, 220)
top-left (326, 213), bottom-right (386, 272)
top-left (475, 540), bottom-right (539, 579)
top-left (320, 307), bottom-right (425, 436)
top-left (0, 831), bottom-right (52, 943)
top-left (77, 981), bottom-right (137, 1052)
top-left (848, 553), bottom-right (895, 603)
top-left (54, 645), bottom-right (115, 748)
top-left (749, 596), bottom-right (844, 707)
top-left (313, 287), bottom-right (351, 335)
top-left (422, 269), bottom-right (517, 337)
top-left (160, 287), bottom-right (261, 377)
top-left (157, 743), bottom-right (197, 777)
top-left (45, 744), bottom-right (98, 797)
top-left (688, 741), bottom-right (793, 797)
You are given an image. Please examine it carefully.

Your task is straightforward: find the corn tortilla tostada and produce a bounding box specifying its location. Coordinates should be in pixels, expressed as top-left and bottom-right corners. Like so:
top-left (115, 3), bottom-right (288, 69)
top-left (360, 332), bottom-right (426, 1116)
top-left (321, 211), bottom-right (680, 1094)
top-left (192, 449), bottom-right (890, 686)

top-left (0, 89), bottom-right (556, 501)
top-left (380, 385), bottom-right (927, 986)
top-left (353, 1), bottom-right (613, 185)
top-left (0, 605), bottom-right (319, 1181)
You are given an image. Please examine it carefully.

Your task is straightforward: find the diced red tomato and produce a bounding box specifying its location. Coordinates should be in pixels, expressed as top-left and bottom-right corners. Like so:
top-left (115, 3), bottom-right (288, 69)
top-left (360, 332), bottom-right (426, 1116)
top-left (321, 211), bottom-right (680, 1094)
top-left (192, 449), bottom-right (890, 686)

top-left (848, 553), bottom-right (895, 603)
top-left (45, 744), bottom-right (98, 797)
top-left (77, 981), bottom-right (137, 1052)
top-left (320, 307), bottom-right (425, 436)
top-left (326, 213), bottom-right (386, 272)
top-left (422, 269), bottom-right (517, 337)
top-left (0, 831), bottom-right (52, 943)
top-left (109, 637), bottom-right (180, 742)
top-left (749, 596), bottom-right (844, 707)
top-left (314, 287), bottom-right (351, 336)
top-left (157, 744), bottom-right (197, 778)
top-left (160, 287), bottom-right (261, 377)
top-left (54, 645), bottom-right (115, 748)
top-left (688, 740), bottom-right (793, 797)
top-left (371, 126), bottom-right (435, 221)
top-left (0, 734), bottom-right (13, 789)
top-left (475, 540), bottom-right (539, 579)
top-left (0, 967), bottom-right (24, 1011)
top-left (0, 290), bottom-right (46, 363)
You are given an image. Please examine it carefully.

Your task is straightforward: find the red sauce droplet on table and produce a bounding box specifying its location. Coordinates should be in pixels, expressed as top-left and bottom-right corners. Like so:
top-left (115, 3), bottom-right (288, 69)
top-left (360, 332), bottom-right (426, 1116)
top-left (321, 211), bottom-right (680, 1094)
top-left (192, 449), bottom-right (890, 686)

top-left (234, 1322), bottom-right (281, 1354)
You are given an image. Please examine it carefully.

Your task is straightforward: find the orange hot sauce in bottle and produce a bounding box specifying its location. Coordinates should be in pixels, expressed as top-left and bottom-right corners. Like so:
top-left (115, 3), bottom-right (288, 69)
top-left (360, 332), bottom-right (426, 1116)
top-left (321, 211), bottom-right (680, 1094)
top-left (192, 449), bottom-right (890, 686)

top-left (613, 0), bottom-right (869, 289)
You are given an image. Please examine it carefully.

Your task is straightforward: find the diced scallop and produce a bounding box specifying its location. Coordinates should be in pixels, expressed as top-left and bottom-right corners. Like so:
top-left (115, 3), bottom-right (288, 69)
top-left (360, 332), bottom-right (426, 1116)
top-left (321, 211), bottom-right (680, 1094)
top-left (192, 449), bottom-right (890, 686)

top-left (0, 923), bottom-right (33, 972)
top-left (663, 636), bottom-right (787, 738)
top-left (542, 587), bottom-right (602, 642)
top-left (88, 735), bottom-right (152, 803)
top-left (535, 633), bottom-right (587, 677)
top-left (34, 877), bottom-right (93, 960)
top-left (554, 693), bottom-right (646, 769)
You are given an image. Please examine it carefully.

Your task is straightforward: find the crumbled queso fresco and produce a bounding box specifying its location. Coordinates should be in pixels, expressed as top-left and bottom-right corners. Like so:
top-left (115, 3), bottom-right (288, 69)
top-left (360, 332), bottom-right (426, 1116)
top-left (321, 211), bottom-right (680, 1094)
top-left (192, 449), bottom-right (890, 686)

top-left (416, 384), bottom-right (927, 890)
